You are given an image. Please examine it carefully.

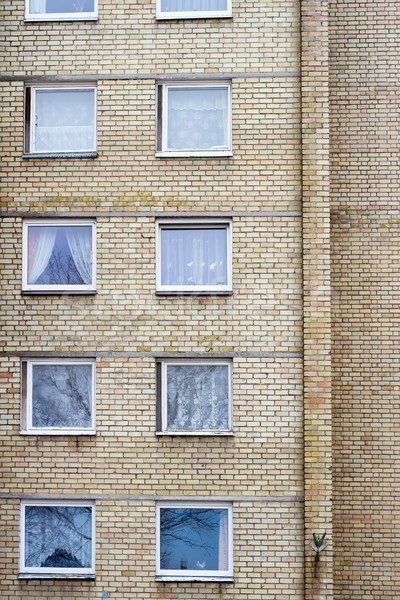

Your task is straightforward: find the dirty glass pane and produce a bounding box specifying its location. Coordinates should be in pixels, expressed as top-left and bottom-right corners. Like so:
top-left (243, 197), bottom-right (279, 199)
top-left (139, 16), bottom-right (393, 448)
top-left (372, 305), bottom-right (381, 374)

top-left (32, 364), bottom-right (92, 428)
top-left (160, 507), bottom-right (228, 571)
top-left (167, 364), bottom-right (229, 430)
top-left (25, 505), bottom-right (92, 569)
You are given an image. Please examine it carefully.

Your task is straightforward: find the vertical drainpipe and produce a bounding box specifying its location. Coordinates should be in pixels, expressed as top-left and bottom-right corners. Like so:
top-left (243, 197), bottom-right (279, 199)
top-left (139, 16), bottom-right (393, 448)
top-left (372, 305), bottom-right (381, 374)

top-left (300, 0), bottom-right (334, 598)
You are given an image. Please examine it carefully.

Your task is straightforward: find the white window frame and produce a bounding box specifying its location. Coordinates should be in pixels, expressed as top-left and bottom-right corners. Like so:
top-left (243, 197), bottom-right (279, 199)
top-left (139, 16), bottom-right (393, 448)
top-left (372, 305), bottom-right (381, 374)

top-left (22, 219), bottom-right (96, 293)
top-left (25, 85), bottom-right (97, 155)
top-left (20, 359), bottom-right (96, 435)
top-left (156, 82), bottom-right (232, 157)
top-left (156, 219), bottom-right (232, 294)
top-left (157, 359), bottom-right (233, 435)
top-left (156, 0), bottom-right (232, 20)
top-left (156, 501), bottom-right (233, 581)
top-left (19, 500), bottom-right (95, 578)
top-left (25, 0), bottom-right (98, 21)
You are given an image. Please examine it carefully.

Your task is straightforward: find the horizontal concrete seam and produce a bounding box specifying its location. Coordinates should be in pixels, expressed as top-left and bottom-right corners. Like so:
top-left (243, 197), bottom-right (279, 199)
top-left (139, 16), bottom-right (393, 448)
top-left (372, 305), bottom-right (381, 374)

top-left (0, 493), bottom-right (304, 503)
top-left (0, 211), bottom-right (302, 219)
top-left (1, 351), bottom-right (303, 358)
top-left (0, 72), bottom-right (301, 83)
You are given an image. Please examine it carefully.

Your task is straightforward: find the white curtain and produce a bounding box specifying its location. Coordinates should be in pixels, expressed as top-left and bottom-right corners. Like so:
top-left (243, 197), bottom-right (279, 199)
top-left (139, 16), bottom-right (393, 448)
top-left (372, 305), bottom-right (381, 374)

top-left (167, 87), bottom-right (228, 150)
top-left (28, 228), bottom-right (57, 284)
top-left (218, 510), bottom-right (229, 570)
top-left (34, 89), bottom-right (95, 153)
top-left (161, 0), bottom-right (226, 12)
top-left (167, 364), bottom-right (229, 430)
top-left (66, 228), bottom-right (92, 284)
top-left (161, 228), bottom-right (227, 286)
top-left (30, 0), bottom-right (46, 13)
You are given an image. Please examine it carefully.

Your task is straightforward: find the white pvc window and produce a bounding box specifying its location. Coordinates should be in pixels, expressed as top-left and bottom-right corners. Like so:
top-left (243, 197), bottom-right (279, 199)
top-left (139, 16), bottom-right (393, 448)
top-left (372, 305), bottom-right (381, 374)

top-left (157, 360), bottom-right (232, 434)
top-left (21, 359), bottom-right (96, 435)
top-left (156, 220), bottom-right (232, 293)
top-left (156, 502), bottom-right (233, 580)
top-left (22, 220), bottom-right (96, 293)
top-left (156, 0), bottom-right (231, 19)
top-left (26, 86), bottom-right (97, 155)
top-left (20, 500), bottom-right (95, 578)
top-left (25, 0), bottom-right (98, 21)
top-left (156, 83), bottom-right (232, 156)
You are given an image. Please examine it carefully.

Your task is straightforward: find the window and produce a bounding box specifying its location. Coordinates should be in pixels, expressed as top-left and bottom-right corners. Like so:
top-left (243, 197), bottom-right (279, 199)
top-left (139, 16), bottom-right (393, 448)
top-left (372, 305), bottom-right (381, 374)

top-left (20, 500), bottom-right (95, 578)
top-left (156, 502), bottom-right (233, 580)
top-left (156, 82), bottom-right (232, 156)
top-left (20, 359), bottom-right (96, 435)
top-left (156, 0), bottom-right (231, 20)
top-left (25, 0), bottom-right (98, 21)
top-left (156, 360), bottom-right (232, 434)
top-left (24, 86), bottom-right (97, 156)
top-left (156, 220), bottom-right (232, 293)
top-left (22, 220), bottom-right (96, 293)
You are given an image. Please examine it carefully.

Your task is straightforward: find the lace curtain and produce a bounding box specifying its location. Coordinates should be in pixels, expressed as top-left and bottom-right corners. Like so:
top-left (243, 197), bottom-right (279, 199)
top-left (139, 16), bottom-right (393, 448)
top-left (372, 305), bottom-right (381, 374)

top-left (34, 89), bottom-right (95, 152)
top-left (167, 364), bottom-right (229, 430)
top-left (167, 87), bottom-right (228, 150)
top-left (161, 228), bottom-right (227, 286)
top-left (161, 0), bottom-right (227, 12)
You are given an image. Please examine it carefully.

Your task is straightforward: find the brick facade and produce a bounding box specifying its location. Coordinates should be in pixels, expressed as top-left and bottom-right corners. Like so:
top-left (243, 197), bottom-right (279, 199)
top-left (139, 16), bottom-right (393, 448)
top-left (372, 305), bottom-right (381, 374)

top-left (0, 0), bottom-right (398, 598)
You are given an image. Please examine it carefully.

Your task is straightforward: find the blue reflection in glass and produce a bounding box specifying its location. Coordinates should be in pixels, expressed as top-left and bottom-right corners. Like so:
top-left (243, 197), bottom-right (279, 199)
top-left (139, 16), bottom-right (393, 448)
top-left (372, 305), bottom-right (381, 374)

top-left (160, 508), bottom-right (227, 571)
top-left (25, 506), bottom-right (92, 569)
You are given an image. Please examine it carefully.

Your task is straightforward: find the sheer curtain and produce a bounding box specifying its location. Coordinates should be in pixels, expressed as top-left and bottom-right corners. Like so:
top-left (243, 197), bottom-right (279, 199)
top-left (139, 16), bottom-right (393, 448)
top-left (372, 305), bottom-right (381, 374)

top-left (34, 89), bottom-right (95, 152)
top-left (161, 228), bottom-right (227, 286)
top-left (161, 0), bottom-right (227, 12)
top-left (167, 87), bottom-right (228, 150)
top-left (218, 510), bottom-right (229, 570)
top-left (66, 228), bottom-right (92, 284)
top-left (167, 364), bottom-right (229, 430)
top-left (30, 0), bottom-right (46, 13)
top-left (28, 227), bottom-right (57, 284)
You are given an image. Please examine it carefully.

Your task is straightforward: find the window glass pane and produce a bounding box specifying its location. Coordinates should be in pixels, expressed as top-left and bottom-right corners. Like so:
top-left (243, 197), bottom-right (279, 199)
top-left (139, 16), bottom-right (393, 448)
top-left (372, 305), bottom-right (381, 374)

top-left (160, 0), bottom-right (227, 13)
top-left (30, 0), bottom-right (95, 14)
top-left (160, 507), bottom-right (229, 571)
top-left (34, 89), bottom-right (95, 152)
top-left (32, 364), bottom-right (92, 428)
top-left (161, 228), bottom-right (227, 287)
top-left (25, 505), bottom-right (92, 569)
top-left (167, 364), bottom-right (229, 430)
top-left (27, 225), bottom-right (92, 286)
top-left (167, 87), bottom-right (228, 150)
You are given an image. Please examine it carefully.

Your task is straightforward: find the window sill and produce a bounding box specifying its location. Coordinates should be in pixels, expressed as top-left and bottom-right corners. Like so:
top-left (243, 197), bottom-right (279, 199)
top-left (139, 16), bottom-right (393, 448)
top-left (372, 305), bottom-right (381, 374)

top-left (156, 576), bottom-right (233, 582)
top-left (20, 430), bottom-right (96, 436)
top-left (155, 151), bottom-right (233, 158)
top-left (155, 290), bottom-right (233, 296)
top-left (25, 16), bottom-right (98, 22)
top-left (19, 573), bottom-right (96, 580)
top-left (156, 431), bottom-right (234, 436)
top-left (156, 13), bottom-right (232, 20)
top-left (22, 152), bottom-right (98, 159)
top-left (22, 290), bottom-right (97, 296)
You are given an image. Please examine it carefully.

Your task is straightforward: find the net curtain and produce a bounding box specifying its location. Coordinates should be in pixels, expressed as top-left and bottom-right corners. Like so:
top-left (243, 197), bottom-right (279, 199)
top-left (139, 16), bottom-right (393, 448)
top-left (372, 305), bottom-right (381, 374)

top-left (34, 89), bottom-right (95, 152)
top-left (28, 227), bottom-right (92, 285)
top-left (161, 228), bottom-right (227, 286)
top-left (161, 0), bottom-right (227, 12)
top-left (167, 87), bottom-right (228, 150)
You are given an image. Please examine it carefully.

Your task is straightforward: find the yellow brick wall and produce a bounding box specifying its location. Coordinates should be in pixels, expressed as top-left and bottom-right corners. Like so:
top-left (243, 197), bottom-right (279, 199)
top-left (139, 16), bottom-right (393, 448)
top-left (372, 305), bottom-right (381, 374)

top-left (330, 0), bottom-right (400, 598)
top-left (0, 0), bottom-right (306, 598)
